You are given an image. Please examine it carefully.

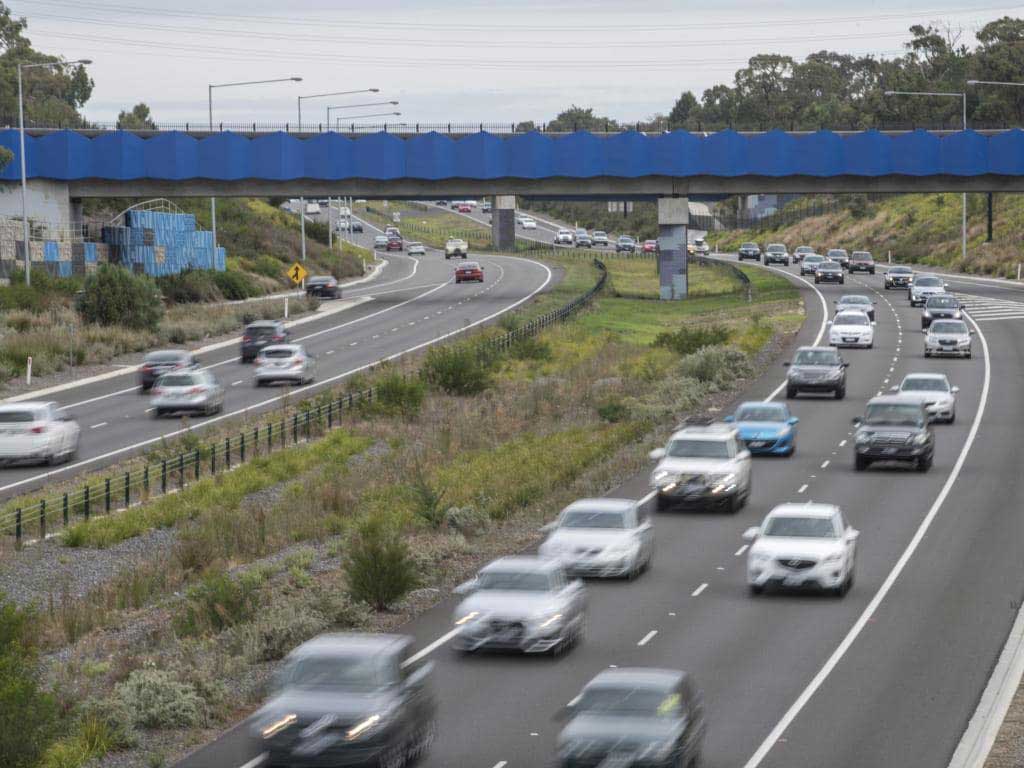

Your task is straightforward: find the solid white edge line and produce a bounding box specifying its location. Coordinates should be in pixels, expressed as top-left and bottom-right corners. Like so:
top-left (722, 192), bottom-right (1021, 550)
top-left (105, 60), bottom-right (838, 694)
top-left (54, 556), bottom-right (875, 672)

top-left (742, 312), bottom-right (991, 768)
top-left (735, 545), bottom-right (748, 557)
top-left (237, 753), bottom-right (267, 768)
top-left (403, 627), bottom-right (463, 668)
top-left (638, 630), bottom-right (658, 647)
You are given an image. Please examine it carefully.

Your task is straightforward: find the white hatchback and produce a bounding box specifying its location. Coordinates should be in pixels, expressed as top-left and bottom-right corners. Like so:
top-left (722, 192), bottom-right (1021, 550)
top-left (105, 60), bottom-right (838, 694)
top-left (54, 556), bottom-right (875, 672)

top-left (828, 310), bottom-right (875, 348)
top-left (0, 401), bottom-right (80, 465)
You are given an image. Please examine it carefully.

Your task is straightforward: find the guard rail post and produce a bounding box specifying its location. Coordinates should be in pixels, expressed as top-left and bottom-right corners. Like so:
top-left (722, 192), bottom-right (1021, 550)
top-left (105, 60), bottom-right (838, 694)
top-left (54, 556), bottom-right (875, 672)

top-left (104, 477), bottom-right (111, 513)
top-left (62, 493), bottom-right (68, 527)
top-left (225, 437), bottom-right (232, 469)
top-left (240, 432), bottom-right (246, 463)
top-left (83, 485), bottom-right (90, 520)
top-left (161, 460), bottom-right (167, 495)
top-left (178, 453), bottom-right (185, 490)
top-left (267, 423), bottom-right (273, 453)
top-left (14, 509), bottom-right (20, 548)
top-left (143, 466), bottom-right (149, 495)
top-left (39, 500), bottom-right (45, 541)
top-left (194, 449), bottom-right (200, 480)
top-left (124, 472), bottom-right (130, 508)
top-left (211, 444), bottom-right (217, 474)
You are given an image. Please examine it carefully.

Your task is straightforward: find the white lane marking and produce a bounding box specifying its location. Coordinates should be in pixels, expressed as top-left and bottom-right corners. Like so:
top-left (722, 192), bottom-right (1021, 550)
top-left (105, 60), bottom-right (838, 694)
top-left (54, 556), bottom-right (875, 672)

top-left (669, 612), bottom-right (677, 617)
top-left (492, 763), bottom-right (508, 768)
top-left (735, 545), bottom-right (748, 556)
top-left (402, 627), bottom-right (462, 668)
top-left (349, 342), bottom-right (358, 346)
top-left (372, 335), bottom-right (380, 339)
top-left (326, 350), bottom-right (335, 355)
top-left (391, 328), bottom-right (398, 332)
top-left (238, 754), bottom-right (267, 768)
top-left (820, 460), bottom-right (830, 469)
top-left (743, 315), bottom-right (991, 768)
top-left (638, 630), bottom-right (658, 647)
top-left (691, 583), bottom-right (708, 597)
top-left (716, 566), bottom-right (725, 571)
top-left (797, 484), bottom-right (808, 494)
top-left (839, 439), bottom-right (847, 447)
top-left (408, 321), bottom-right (416, 326)
top-left (231, 380), bottom-right (243, 386)
top-left (89, 422), bottom-right (107, 429)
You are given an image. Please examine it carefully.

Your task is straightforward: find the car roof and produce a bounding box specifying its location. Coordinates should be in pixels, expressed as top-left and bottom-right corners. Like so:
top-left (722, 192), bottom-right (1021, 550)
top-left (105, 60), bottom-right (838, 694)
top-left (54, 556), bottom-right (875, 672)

top-left (834, 310), bottom-right (870, 320)
top-left (459, 262), bottom-right (480, 268)
top-left (852, 251), bottom-right (872, 257)
top-left (290, 632), bottom-right (411, 659)
top-left (261, 344), bottom-right (300, 353)
top-left (246, 320), bottom-right (281, 328)
top-left (585, 667), bottom-right (685, 692)
top-left (902, 372), bottom-right (949, 381)
top-left (838, 294), bottom-right (871, 302)
top-left (867, 394), bottom-right (926, 407)
top-left (804, 253), bottom-right (824, 259)
top-left (479, 556), bottom-right (560, 575)
top-left (0, 401), bottom-right (55, 413)
top-left (669, 423), bottom-right (736, 440)
top-left (737, 400), bottom-right (786, 412)
top-left (796, 345), bottom-right (837, 353)
top-left (562, 498), bottom-right (636, 515)
top-left (146, 349), bottom-right (190, 357)
top-left (407, 241), bottom-right (422, 246)
top-left (767, 502), bottom-right (839, 519)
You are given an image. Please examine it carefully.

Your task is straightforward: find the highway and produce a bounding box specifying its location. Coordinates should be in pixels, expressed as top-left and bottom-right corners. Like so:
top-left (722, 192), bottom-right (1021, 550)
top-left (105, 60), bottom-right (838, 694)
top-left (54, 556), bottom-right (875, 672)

top-left (0, 220), bottom-right (555, 502)
top-left (173, 248), bottom-right (1024, 768)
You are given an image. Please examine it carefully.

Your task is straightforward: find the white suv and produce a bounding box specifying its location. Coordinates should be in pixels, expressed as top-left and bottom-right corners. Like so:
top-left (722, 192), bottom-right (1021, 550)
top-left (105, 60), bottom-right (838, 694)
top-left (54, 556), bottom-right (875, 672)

top-left (554, 229), bottom-right (574, 245)
top-left (0, 401), bottom-right (80, 465)
top-left (648, 423), bottom-right (752, 513)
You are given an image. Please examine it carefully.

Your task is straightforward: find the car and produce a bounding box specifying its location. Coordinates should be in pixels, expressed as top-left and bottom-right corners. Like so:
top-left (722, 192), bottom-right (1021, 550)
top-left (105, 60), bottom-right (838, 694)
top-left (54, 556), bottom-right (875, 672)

top-left (455, 261), bottom-right (484, 283)
top-left (826, 248), bottom-right (850, 269)
top-left (574, 227), bottom-right (588, 242)
top-left (151, 369), bottom-right (224, 417)
top-left (449, 200), bottom-right (463, 210)
top-left (591, 231), bottom-right (609, 247)
top-left (481, 200), bottom-right (492, 213)
top-left (737, 242), bottom-right (761, 261)
top-left (241, 320), bottom-right (289, 362)
top-left (556, 668), bottom-right (706, 768)
top-left (848, 251), bottom-right (876, 274)
top-left (385, 235), bottom-right (403, 252)
top-left (909, 274), bottom-right (948, 306)
top-left (336, 218), bottom-right (363, 233)
top-left (451, 556), bottom-right (586, 655)
top-left (457, 203), bottom-right (472, 213)
top-left (890, 373), bottom-right (959, 423)
top-left (384, 226), bottom-right (400, 238)
top-left (254, 344), bottom-right (316, 387)
top-left (814, 261), bottom-right (845, 284)
top-left (835, 294), bottom-right (876, 322)
top-left (575, 233), bottom-right (593, 248)
top-left (784, 346), bottom-right (848, 399)
top-left (793, 245), bottom-right (816, 262)
top-left (616, 236), bottom-right (637, 253)
top-left (724, 401), bottom-right (798, 456)
top-left (743, 503), bottom-right (858, 596)
top-left (763, 243), bottom-right (790, 266)
top-left (642, 239), bottom-right (659, 254)
top-left (304, 275), bottom-right (339, 299)
top-left (435, 200), bottom-right (448, 206)
top-left (349, 219), bottom-right (364, 233)
top-left (692, 236), bottom-right (710, 255)
top-left (138, 349), bottom-right (197, 392)
top-left (538, 498), bottom-right (654, 579)
top-left (853, 396), bottom-right (934, 471)
top-left (444, 238), bottom-right (468, 259)
top-left (0, 402), bottom-right (79, 465)
top-left (520, 217), bottom-right (537, 230)
top-left (554, 229), bottom-right (574, 245)
top-left (252, 633), bottom-right (436, 768)
top-left (373, 235), bottom-right (389, 249)
top-left (828, 310), bottom-right (875, 349)
top-left (406, 241), bottom-right (426, 256)
top-left (799, 254), bottom-right (825, 275)
top-left (921, 294), bottom-right (964, 329)
top-left (648, 422), bottom-right (752, 513)
top-left (884, 265), bottom-right (914, 289)
top-left (924, 318), bottom-right (973, 358)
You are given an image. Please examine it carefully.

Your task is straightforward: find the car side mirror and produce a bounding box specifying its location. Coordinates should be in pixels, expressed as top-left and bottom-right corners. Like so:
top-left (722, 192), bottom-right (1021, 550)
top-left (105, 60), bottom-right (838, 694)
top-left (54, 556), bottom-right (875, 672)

top-left (742, 526), bottom-right (760, 542)
top-left (453, 579), bottom-right (477, 596)
top-left (787, 416), bottom-right (799, 425)
top-left (845, 529), bottom-right (860, 542)
top-left (782, 361), bottom-right (791, 367)
top-left (723, 415), bottom-right (735, 423)
top-left (889, 386), bottom-right (899, 392)
top-left (649, 448), bottom-right (666, 461)
top-left (852, 417), bottom-right (862, 426)
top-left (951, 386), bottom-right (960, 393)
top-left (842, 362), bottom-right (850, 368)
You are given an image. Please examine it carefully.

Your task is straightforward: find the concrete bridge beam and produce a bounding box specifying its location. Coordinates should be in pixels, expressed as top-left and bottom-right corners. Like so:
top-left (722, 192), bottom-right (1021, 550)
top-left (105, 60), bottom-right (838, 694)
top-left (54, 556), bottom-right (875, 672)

top-left (658, 197), bottom-right (689, 300)
top-left (491, 195), bottom-right (516, 252)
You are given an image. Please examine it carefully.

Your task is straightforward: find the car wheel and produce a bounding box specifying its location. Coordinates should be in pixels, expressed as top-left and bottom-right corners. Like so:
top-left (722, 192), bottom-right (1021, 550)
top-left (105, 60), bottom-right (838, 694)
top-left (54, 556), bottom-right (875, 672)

top-left (377, 741), bottom-right (407, 768)
top-left (786, 385), bottom-right (797, 399)
top-left (917, 454), bottom-right (932, 472)
top-left (655, 494), bottom-right (671, 512)
top-left (690, 748), bottom-right (705, 768)
top-left (835, 386), bottom-right (846, 400)
top-left (855, 455), bottom-right (869, 471)
top-left (152, 409), bottom-right (163, 419)
top-left (749, 584), bottom-right (764, 596)
top-left (966, 351), bottom-right (972, 359)
top-left (254, 379), bottom-right (263, 388)
top-left (407, 719), bottom-right (436, 764)
top-left (948, 411), bottom-right (956, 424)
top-left (924, 349), bottom-right (932, 358)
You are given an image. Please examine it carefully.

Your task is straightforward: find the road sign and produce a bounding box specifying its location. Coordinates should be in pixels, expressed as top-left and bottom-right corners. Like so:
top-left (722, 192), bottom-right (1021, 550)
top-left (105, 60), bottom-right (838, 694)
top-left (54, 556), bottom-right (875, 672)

top-left (288, 263), bottom-right (308, 285)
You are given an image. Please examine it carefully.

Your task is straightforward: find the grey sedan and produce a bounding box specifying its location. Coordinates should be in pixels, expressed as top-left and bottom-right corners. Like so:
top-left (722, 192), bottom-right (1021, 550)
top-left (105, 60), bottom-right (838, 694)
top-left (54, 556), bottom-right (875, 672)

top-left (538, 498), bottom-right (654, 579)
top-left (924, 319), bottom-right (973, 358)
top-left (151, 370), bottom-right (224, 417)
top-left (254, 344), bottom-right (317, 386)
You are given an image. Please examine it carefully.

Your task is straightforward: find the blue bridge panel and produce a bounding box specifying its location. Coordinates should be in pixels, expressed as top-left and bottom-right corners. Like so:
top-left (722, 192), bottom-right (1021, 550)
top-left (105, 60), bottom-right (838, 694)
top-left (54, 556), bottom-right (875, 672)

top-left (455, 132), bottom-right (507, 179)
top-left (505, 132), bottom-right (553, 179)
top-left (304, 133), bottom-right (354, 179)
top-left (605, 131), bottom-right (651, 178)
top-left (36, 131), bottom-right (91, 179)
top-left (0, 129), bottom-right (29, 180)
top-left (198, 132), bottom-right (251, 180)
top-left (941, 130), bottom-right (989, 176)
top-left (891, 130), bottom-right (942, 177)
top-left (144, 132), bottom-right (199, 179)
top-left (748, 130), bottom-right (798, 177)
top-left (91, 131), bottom-right (146, 179)
top-left (989, 128), bottom-right (1024, 175)
top-left (701, 130), bottom-right (749, 177)
top-left (406, 132), bottom-right (456, 180)
top-left (795, 131), bottom-right (845, 177)
top-left (650, 131), bottom-right (702, 176)
top-left (251, 132), bottom-right (304, 180)
top-left (553, 132), bottom-right (605, 177)
top-left (352, 132), bottom-right (405, 179)
top-left (843, 130), bottom-right (892, 176)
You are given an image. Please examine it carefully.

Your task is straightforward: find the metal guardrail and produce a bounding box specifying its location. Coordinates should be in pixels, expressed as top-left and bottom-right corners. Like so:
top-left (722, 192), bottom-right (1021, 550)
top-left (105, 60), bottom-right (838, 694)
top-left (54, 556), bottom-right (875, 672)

top-left (0, 260), bottom-right (608, 548)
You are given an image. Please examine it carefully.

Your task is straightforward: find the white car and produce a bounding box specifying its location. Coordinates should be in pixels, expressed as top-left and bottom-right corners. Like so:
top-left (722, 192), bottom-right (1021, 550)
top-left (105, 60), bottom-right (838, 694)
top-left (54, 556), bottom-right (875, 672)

top-left (648, 423), bottom-right (752, 513)
top-left (521, 218), bottom-right (537, 230)
top-left (828, 310), bottom-right (875, 348)
top-left (0, 401), bottom-right (80, 465)
top-left (744, 503), bottom-right (858, 596)
top-left (909, 274), bottom-right (948, 306)
top-left (406, 242), bottom-right (426, 256)
top-left (554, 229), bottom-right (574, 245)
top-left (890, 372), bottom-right (958, 423)
top-left (254, 344), bottom-right (317, 387)
top-left (538, 498), bottom-right (654, 579)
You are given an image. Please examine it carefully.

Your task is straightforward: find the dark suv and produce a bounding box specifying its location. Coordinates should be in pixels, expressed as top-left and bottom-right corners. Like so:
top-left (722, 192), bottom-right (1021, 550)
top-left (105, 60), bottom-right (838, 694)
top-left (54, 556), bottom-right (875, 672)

top-left (921, 294), bottom-right (963, 329)
top-left (738, 242), bottom-right (761, 261)
top-left (138, 349), bottom-right (197, 392)
top-left (241, 320), bottom-right (289, 363)
top-left (853, 396), bottom-right (934, 472)
top-left (784, 346), bottom-right (848, 400)
top-left (253, 633), bottom-right (436, 768)
top-left (848, 251), bottom-right (876, 274)
top-left (305, 275), bottom-right (340, 299)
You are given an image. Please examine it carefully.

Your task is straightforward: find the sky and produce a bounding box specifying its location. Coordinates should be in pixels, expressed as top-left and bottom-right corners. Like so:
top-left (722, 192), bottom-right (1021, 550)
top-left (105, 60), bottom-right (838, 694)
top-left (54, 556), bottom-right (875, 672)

top-left (12, 0), bottom-right (1021, 128)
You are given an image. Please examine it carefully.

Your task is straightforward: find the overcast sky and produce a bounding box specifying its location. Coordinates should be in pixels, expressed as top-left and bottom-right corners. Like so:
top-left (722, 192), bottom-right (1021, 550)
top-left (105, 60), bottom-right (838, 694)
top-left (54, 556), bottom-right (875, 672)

top-left (14, 0), bottom-right (1018, 127)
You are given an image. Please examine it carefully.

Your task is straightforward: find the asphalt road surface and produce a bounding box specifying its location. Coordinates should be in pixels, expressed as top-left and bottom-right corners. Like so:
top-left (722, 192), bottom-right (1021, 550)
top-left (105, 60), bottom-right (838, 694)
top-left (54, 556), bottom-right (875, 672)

top-left (174, 251), bottom-right (1024, 768)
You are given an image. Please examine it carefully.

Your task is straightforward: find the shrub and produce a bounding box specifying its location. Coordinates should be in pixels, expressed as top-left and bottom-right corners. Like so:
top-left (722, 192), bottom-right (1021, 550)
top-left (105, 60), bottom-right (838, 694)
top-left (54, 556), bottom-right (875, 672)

top-left (405, 461), bottom-right (448, 529)
top-left (677, 346), bottom-right (750, 386)
top-left (597, 399), bottom-right (630, 423)
top-left (212, 270), bottom-right (262, 300)
top-left (253, 255), bottom-right (285, 279)
top-left (370, 372), bottom-right (425, 419)
top-left (509, 335), bottom-right (552, 361)
top-left (235, 602), bottom-right (330, 663)
top-left (172, 568), bottom-right (263, 637)
top-left (113, 669), bottom-right (205, 730)
top-left (653, 324), bottom-right (730, 356)
top-left (344, 515), bottom-right (419, 610)
top-left (444, 505), bottom-right (489, 536)
top-left (156, 270), bottom-right (221, 304)
top-left (421, 344), bottom-right (493, 395)
top-left (78, 265), bottom-right (164, 330)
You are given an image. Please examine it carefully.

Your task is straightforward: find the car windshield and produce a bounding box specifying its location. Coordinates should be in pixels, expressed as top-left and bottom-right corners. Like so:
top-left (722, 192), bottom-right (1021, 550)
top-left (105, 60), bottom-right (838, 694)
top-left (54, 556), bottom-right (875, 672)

top-left (852, 252), bottom-right (872, 260)
top-left (767, 244), bottom-right (786, 252)
top-left (262, 349), bottom-right (295, 359)
top-left (594, 231), bottom-right (607, 237)
top-left (560, 510), bottom-right (626, 529)
top-left (307, 277), bottom-right (331, 285)
top-left (283, 653), bottom-right (390, 691)
top-left (694, 238), bottom-right (705, 244)
top-left (804, 256), bottom-right (823, 264)
top-left (665, 439), bottom-right (730, 459)
top-left (146, 351), bottom-right (185, 364)
top-left (763, 516), bottom-right (838, 538)
top-left (158, 374), bottom-right (197, 387)
top-left (0, 410), bottom-right (37, 423)
top-left (736, 405), bottom-right (786, 422)
top-left (835, 314), bottom-right (869, 326)
top-left (902, 377), bottom-right (949, 393)
top-left (930, 321), bottom-right (968, 334)
top-left (827, 250), bottom-right (847, 257)
top-left (796, 246), bottom-right (814, 253)
top-left (408, 242), bottom-right (422, 247)
top-left (863, 403), bottom-right (925, 427)
top-left (839, 296), bottom-right (870, 305)
top-left (576, 687), bottom-right (679, 718)
top-left (916, 276), bottom-right (943, 287)
top-left (927, 296), bottom-right (958, 308)
top-left (741, 243), bottom-right (758, 250)
top-left (476, 571), bottom-right (552, 592)
top-left (247, 326), bottom-right (277, 338)
top-left (890, 267), bottom-right (912, 274)
top-left (375, 236), bottom-right (387, 242)
top-left (793, 350), bottom-right (839, 366)
top-left (819, 263), bottom-right (840, 270)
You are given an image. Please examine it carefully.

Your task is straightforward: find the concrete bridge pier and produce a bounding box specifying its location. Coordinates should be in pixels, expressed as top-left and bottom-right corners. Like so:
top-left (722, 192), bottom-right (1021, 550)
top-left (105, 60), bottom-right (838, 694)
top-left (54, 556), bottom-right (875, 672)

top-left (657, 196), bottom-right (688, 300)
top-left (491, 195), bottom-right (516, 252)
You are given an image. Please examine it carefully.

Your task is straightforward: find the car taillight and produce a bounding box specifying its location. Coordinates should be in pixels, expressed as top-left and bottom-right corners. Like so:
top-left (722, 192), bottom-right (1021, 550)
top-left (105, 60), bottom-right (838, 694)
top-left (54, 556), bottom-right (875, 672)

top-left (291, 361), bottom-right (303, 368)
top-left (243, 336), bottom-right (252, 342)
top-left (273, 334), bottom-right (284, 341)
top-left (30, 425), bottom-right (46, 434)
top-left (189, 387), bottom-right (203, 395)
top-left (152, 387), bottom-right (162, 395)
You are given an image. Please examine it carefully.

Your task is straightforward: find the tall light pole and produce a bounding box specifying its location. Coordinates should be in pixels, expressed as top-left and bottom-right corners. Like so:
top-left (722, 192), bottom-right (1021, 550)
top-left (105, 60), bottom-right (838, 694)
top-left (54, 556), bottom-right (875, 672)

top-left (18, 58), bottom-right (91, 286)
top-left (966, 80), bottom-right (1024, 244)
top-left (884, 89), bottom-right (968, 262)
top-left (208, 76), bottom-right (302, 252)
top-left (297, 88), bottom-right (379, 131)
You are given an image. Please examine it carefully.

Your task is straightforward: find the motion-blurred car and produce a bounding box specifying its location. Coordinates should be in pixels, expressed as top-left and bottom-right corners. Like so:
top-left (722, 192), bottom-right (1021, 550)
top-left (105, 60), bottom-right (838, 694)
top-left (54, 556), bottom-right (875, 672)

top-left (557, 668), bottom-right (706, 768)
top-left (452, 556), bottom-right (586, 655)
top-left (384, 226), bottom-right (400, 238)
top-left (575, 232), bottom-right (593, 248)
top-left (444, 238), bottom-right (468, 259)
top-left (738, 242), bottom-right (761, 261)
top-left (457, 203), bottom-right (472, 213)
top-left (151, 369), bottom-right (224, 418)
top-left (406, 242), bottom-right (426, 257)
top-left (691, 236), bottom-right (710, 255)
top-left (648, 422), bottom-right (752, 513)
top-left (616, 236), bottom-right (637, 253)
top-left (828, 310), bottom-right (875, 349)
top-left (241, 320), bottom-right (290, 362)
top-left (744, 503), bottom-right (858, 595)
top-left (921, 294), bottom-right (963, 328)
top-left (890, 372), bottom-right (958, 423)
top-left (793, 245), bottom-right (816, 262)
top-left (853, 396), bottom-right (934, 471)
top-left (481, 200), bottom-right (492, 213)
top-left (814, 261), bottom-right (845, 284)
top-left (826, 248), bottom-right (850, 269)
top-left (348, 219), bottom-right (364, 233)
top-left (909, 274), bottom-right (948, 306)
top-left (455, 261), bottom-right (484, 283)
top-left (254, 345), bottom-right (317, 387)
top-left (373, 235), bottom-right (389, 250)
top-left (252, 633), bottom-right (436, 768)
top-left (520, 217), bottom-right (538, 230)
top-left (591, 231), bottom-right (609, 247)
top-left (0, 402), bottom-right (79, 466)
top-left (784, 346), bottom-right (848, 400)
top-left (884, 265), bottom-right (914, 289)
top-left (538, 498), bottom-right (654, 579)
top-left (305, 275), bottom-right (339, 299)
top-left (799, 254), bottom-right (825, 275)
top-left (848, 251), bottom-right (876, 274)
top-left (642, 239), bottom-right (659, 254)
top-left (924, 319), bottom-right (972, 358)
top-left (763, 243), bottom-right (790, 266)
top-left (138, 349), bottom-right (197, 392)
top-left (835, 294), bottom-right (876, 322)
top-left (724, 401), bottom-right (798, 456)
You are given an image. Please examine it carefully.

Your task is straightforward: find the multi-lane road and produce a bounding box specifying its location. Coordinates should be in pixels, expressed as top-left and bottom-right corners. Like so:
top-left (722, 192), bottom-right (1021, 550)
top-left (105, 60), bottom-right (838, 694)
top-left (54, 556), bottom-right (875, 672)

top-left (175, 247), bottom-right (1024, 768)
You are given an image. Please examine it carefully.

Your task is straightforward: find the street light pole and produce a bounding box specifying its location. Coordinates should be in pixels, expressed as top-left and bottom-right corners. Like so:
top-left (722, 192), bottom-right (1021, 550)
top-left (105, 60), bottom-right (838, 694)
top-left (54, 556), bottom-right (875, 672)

top-left (296, 88), bottom-right (379, 131)
top-left (967, 80), bottom-right (1024, 245)
top-left (326, 101), bottom-right (399, 125)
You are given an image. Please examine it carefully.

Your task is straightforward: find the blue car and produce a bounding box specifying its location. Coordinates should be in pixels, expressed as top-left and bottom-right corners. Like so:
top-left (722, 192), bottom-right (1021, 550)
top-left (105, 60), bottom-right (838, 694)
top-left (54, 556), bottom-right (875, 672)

top-left (725, 401), bottom-right (799, 456)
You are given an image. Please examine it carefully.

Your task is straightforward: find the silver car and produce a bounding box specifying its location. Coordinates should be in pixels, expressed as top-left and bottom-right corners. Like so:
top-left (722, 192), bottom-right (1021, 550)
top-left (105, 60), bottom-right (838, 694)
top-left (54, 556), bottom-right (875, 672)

top-left (538, 498), bottom-right (654, 579)
top-left (254, 344), bottom-right (317, 387)
top-left (890, 373), bottom-right (959, 423)
top-left (407, 241), bottom-right (426, 256)
top-left (909, 274), bottom-right (948, 306)
top-left (924, 319), bottom-right (973, 358)
top-left (0, 401), bottom-right (79, 465)
top-left (452, 556), bottom-right (586, 655)
top-left (151, 369), bottom-right (225, 417)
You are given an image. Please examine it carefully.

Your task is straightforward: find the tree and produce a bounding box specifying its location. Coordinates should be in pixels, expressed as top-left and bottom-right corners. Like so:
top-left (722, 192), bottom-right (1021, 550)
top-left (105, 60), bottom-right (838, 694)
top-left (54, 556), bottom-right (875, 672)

top-left (117, 102), bottom-right (156, 130)
top-left (77, 264), bottom-right (164, 331)
top-left (668, 91), bottom-right (699, 129)
top-left (546, 105), bottom-right (618, 133)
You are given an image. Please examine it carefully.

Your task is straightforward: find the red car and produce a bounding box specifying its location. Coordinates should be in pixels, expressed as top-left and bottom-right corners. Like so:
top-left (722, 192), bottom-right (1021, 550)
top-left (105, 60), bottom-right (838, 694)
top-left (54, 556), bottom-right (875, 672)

top-left (385, 236), bottom-right (403, 251)
top-left (458, 203), bottom-right (472, 213)
top-left (642, 240), bottom-right (659, 253)
top-left (455, 261), bottom-right (484, 283)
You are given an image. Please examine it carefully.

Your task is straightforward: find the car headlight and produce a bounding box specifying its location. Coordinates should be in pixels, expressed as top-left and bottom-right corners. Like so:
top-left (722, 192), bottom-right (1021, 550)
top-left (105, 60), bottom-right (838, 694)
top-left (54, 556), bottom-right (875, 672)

top-left (923, 310), bottom-right (932, 318)
top-left (535, 612), bottom-right (563, 629)
top-left (346, 711), bottom-right (392, 742)
top-left (823, 552), bottom-right (843, 563)
top-left (751, 551), bottom-right (771, 563)
top-left (259, 713), bottom-right (297, 739)
top-left (454, 610), bottom-right (480, 626)
top-left (709, 473), bottom-right (736, 493)
top-left (652, 469), bottom-right (679, 488)
top-left (953, 311), bottom-right (962, 319)
top-left (958, 338), bottom-right (971, 346)
top-left (913, 433), bottom-right (929, 445)
top-left (856, 431), bottom-right (872, 444)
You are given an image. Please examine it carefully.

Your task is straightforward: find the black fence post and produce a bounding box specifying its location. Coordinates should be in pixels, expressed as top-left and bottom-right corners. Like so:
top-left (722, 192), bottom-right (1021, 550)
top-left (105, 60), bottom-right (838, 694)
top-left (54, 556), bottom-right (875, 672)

top-left (211, 444), bottom-right (217, 474)
top-left (14, 509), bottom-right (20, 547)
top-left (83, 486), bottom-right (90, 520)
top-left (178, 453), bottom-right (185, 490)
top-left (305, 411), bottom-right (311, 440)
top-left (39, 500), bottom-right (46, 540)
top-left (63, 493), bottom-right (68, 527)
top-left (194, 449), bottom-right (200, 480)
top-left (253, 426), bottom-right (259, 456)
top-left (240, 432), bottom-right (246, 463)
top-left (293, 414), bottom-right (299, 443)
top-left (143, 465), bottom-right (149, 494)
top-left (105, 477), bottom-right (111, 513)
top-left (124, 472), bottom-right (130, 508)
top-left (267, 423), bottom-right (273, 453)
top-left (225, 437), bottom-right (231, 469)
top-left (161, 460), bottom-right (167, 495)
top-left (328, 402), bottom-right (334, 429)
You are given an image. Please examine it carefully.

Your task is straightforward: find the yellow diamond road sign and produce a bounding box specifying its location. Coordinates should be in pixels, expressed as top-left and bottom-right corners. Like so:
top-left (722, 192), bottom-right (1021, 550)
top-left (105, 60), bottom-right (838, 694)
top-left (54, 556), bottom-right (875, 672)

top-left (288, 263), bottom-right (308, 285)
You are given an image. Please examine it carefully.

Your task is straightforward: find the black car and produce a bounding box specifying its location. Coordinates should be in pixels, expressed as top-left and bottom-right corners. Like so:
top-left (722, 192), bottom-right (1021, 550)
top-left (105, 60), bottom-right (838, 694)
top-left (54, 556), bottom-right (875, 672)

top-left (834, 294), bottom-right (876, 322)
top-left (241, 320), bottom-right (289, 363)
top-left (738, 242), bottom-right (761, 261)
top-left (848, 251), bottom-right (876, 274)
top-left (615, 236), bottom-right (637, 253)
top-left (557, 667), bottom-right (706, 768)
top-left (305, 275), bottom-right (340, 299)
top-left (763, 243), bottom-right (790, 266)
top-left (254, 633), bottom-right (436, 768)
top-left (826, 248), bottom-right (850, 269)
top-left (814, 262), bottom-right (845, 284)
top-left (884, 265), bottom-right (914, 289)
top-left (347, 219), bottom-right (364, 233)
top-left (784, 346), bottom-right (848, 399)
top-left (138, 349), bottom-right (197, 392)
top-left (921, 294), bottom-right (964, 328)
top-left (853, 396), bottom-right (934, 472)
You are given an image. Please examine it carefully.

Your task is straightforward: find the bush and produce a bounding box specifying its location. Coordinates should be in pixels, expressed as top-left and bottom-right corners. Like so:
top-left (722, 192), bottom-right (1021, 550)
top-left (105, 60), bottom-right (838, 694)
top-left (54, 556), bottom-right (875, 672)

top-left (405, 461), bottom-right (448, 529)
top-left (78, 265), bottom-right (164, 330)
top-left (234, 602), bottom-right (330, 663)
top-left (172, 568), bottom-right (263, 637)
top-left (597, 399), bottom-right (630, 423)
top-left (370, 372), bottom-right (425, 419)
top-left (212, 270), bottom-right (262, 301)
top-left (155, 270), bottom-right (221, 304)
top-left (653, 324), bottom-right (730, 356)
top-left (421, 344), bottom-right (493, 395)
top-left (444, 505), bottom-right (489, 537)
top-left (677, 346), bottom-right (750, 386)
top-left (253, 254), bottom-right (285, 279)
top-left (509, 335), bottom-right (552, 361)
top-left (113, 669), bottom-right (205, 730)
top-left (344, 515), bottom-right (419, 610)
